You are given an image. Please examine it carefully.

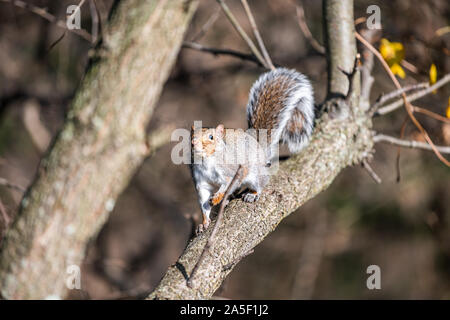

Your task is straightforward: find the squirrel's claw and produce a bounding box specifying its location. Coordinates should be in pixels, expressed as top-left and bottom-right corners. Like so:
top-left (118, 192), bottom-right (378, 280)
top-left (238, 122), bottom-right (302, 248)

top-left (243, 191), bottom-right (259, 203)
top-left (196, 215), bottom-right (211, 235)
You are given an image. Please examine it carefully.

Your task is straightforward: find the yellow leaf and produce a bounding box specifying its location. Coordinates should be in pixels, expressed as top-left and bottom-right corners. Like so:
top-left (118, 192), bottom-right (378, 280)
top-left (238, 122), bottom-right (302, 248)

top-left (380, 38), bottom-right (395, 60)
top-left (379, 38), bottom-right (406, 78)
top-left (430, 63), bottom-right (437, 94)
top-left (446, 98), bottom-right (450, 119)
top-left (390, 63), bottom-right (406, 79)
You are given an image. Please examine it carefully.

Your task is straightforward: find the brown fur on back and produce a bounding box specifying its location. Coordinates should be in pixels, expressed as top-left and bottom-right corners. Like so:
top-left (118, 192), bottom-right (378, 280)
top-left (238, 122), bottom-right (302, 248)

top-left (251, 74), bottom-right (295, 139)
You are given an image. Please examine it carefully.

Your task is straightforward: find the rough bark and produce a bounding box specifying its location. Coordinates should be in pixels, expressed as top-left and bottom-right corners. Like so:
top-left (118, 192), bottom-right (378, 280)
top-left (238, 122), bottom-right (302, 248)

top-left (148, 0), bottom-right (372, 300)
top-left (0, 0), bottom-right (198, 299)
top-left (323, 0), bottom-right (360, 98)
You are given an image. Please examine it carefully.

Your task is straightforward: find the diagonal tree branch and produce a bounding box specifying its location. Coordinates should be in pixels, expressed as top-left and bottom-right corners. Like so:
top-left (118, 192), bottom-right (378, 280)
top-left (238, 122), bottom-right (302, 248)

top-left (215, 0), bottom-right (269, 69)
top-left (182, 41), bottom-right (264, 67)
top-left (375, 73), bottom-right (450, 115)
top-left (148, 105), bottom-right (373, 300)
top-left (148, 0), bottom-right (369, 300)
top-left (374, 134), bottom-right (450, 154)
top-left (0, 0), bottom-right (93, 42)
top-left (0, 0), bottom-right (198, 300)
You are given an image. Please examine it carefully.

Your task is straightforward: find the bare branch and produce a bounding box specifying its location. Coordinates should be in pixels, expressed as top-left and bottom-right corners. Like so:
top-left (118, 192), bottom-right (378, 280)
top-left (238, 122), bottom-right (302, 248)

top-left (362, 158), bottom-right (382, 184)
top-left (359, 28), bottom-right (378, 103)
top-left (339, 54), bottom-right (360, 105)
top-left (0, 199), bottom-right (11, 227)
top-left (0, 177), bottom-right (26, 193)
top-left (146, 125), bottom-right (176, 156)
top-left (240, 0), bottom-right (275, 70)
top-left (182, 41), bottom-right (263, 67)
top-left (375, 74), bottom-right (450, 115)
top-left (89, 0), bottom-right (100, 43)
top-left (295, 2), bottom-right (325, 55)
top-left (190, 6), bottom-right (221, 42)
top-left (0, 0), bottom-right (199, 299)
top-left (0, 0), bottom-right (93, 42)
top-left (371, 82), bottom-right (429, 113)
top-left (148, 0), bottom-right (367, 300)
top-left (374, 134), bottom-right (450, 154)
top-left (413, 106), bottom-right (450, 124)
top-left (22, 100), bottom-right (52, 154)
top-left (215, 0), bottom-right (268, 69)
top-left (356, 31), bottom-right (450, 166)
top-left (324, 0), bottom-right (359, 98)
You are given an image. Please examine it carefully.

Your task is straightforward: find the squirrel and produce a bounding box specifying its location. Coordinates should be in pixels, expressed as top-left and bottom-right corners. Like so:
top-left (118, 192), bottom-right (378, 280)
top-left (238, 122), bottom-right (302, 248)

top-left (190, 68), bottom-right (315, 232)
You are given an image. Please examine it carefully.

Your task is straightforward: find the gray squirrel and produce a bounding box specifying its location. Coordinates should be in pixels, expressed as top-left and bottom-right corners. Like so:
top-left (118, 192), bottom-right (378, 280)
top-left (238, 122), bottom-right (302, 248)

top-left (190, 68), bottom-right (315, 232)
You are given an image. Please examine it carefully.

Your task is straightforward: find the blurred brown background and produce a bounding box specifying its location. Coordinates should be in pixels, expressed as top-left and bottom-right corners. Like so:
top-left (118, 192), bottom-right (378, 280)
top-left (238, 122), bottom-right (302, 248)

top-left (0, 0), bottom-right (449, 299)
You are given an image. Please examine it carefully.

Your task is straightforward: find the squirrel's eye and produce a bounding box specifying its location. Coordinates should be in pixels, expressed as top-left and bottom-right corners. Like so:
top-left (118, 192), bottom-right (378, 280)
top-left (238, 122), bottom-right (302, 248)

top-left (209, 134), bottom-right (214, 140)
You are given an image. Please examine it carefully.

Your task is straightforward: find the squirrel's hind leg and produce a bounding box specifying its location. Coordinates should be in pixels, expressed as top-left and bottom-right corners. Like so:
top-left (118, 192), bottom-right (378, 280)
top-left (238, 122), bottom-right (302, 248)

top-left (242, 172), bottom-right (269, 203)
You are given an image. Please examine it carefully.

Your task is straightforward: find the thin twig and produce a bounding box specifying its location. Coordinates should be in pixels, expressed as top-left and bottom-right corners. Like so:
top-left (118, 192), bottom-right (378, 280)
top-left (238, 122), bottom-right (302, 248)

top-left (413, 106), bottom-right (450, 124)
top-left (359, 28), bottom-right (378, 103)
top-left (182, 41), bottom-right (263, 66)
top-left (371, 82), bottom-right (429, 113)
top-left (187, 165), bottom-right (244, 288)
top-left (339, 55), bottom-right (360, 105)
top-left (395, 116), bottom-right (409, 182)
top-left (401, 59), bottom-right (419, 74)
top-left (362, 159), bottom-right (382, 184)
top-left (146, 125), bottom-right (176, 156)
top-left (215, 0), bottom-right (268, 69)
top-left (375, 73), bottom-right (450, 115)
top-left (240, 0), bottom-right (274, 70)
top-left (0, 177), bottom-right (26, 193)
top-left (47, 31), bottom-right (67, 53)
top-left (0, 199), bottom-right (10, 226)
top-left (374, 134), bottom-right (450, 154)
top-left (356, 31), bottom-right (450, 166)
top-left (294, 2), bottom-right (325, 55)
top-left (191, 6), bottom-right (221, 42)
top-left (67, 0), bottom-right (86, 24)
top-left (89, 0), bottom-right (100, 43)
top-left (0, 0), bottom-right (93, 42)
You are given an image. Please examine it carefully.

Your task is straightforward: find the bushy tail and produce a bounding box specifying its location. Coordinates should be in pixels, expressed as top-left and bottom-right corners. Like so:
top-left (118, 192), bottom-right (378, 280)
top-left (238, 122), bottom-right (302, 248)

top-left (246, 68), bottom-right (315, 159)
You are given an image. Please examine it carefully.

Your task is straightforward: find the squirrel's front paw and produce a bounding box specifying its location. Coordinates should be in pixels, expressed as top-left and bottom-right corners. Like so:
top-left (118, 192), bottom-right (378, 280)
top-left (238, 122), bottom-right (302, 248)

top-left (210, 192), bottom-right (225, 206)
top-left (243, 191), bottom-right (259, 203)
top-left (196, 216), bottom-right (211, 235)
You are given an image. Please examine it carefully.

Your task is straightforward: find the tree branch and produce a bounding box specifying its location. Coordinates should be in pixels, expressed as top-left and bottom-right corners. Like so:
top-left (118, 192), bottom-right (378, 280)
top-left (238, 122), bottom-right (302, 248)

top-left (371, 82), bottom-right (429, 114)
top-left (374, 134), bottom-right (450, 154)
top-left (215, 0), bottom-right (269, 69)
top-left (295, 2), bottom-right (325, 55)
top-left (148, 108), bottom-right (373, 300)
top-left (375, 74), bottom-right (450, 115)
top-left (324, 0), bottom-right (359, 98)
top-left (0, 0), bottom-right (198, 299)
top-left (148, 0), bottom-right (365, 299)
top-left (182, 41), bottom-right (263, 67)
top-left (0, 0), bottom-right (93, 42)
top-left (0, 177), bottom-right (26, 193)
top-left (240, 0), bottom-right (275, 70)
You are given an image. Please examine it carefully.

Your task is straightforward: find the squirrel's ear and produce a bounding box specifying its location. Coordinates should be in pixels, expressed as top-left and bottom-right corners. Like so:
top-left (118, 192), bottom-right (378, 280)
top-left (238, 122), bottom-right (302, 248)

top-left (216, 124), bottom-right (224, 138)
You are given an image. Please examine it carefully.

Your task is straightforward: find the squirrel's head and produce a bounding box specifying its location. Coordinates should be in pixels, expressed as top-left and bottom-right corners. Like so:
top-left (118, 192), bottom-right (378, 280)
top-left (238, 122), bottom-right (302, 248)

top-left (191, 124), bottom-right (224, 157)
